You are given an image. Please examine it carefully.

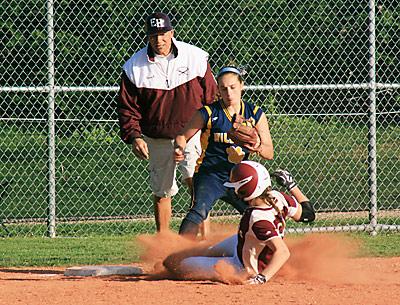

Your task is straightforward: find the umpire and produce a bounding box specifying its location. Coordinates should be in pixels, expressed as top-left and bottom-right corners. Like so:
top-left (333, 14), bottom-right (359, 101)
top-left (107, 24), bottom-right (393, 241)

top-left (117, 12), bottom-right (217, 232)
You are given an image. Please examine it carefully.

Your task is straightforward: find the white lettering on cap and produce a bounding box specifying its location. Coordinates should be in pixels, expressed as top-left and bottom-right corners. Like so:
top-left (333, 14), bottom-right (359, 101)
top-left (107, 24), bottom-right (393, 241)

top-left (150, 18), bottom-right (165, 28)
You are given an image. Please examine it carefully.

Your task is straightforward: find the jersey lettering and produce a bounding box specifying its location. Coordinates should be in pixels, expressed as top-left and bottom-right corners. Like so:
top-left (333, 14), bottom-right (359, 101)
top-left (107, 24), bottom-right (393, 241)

top-left (196, 100), bottom-right (263, 174)
top-left (214, 132), bottom-right (234, 144)
top-left (273, 215), bottom-right (285, 235)
top-left (247, 117), bottom-right (256, 127)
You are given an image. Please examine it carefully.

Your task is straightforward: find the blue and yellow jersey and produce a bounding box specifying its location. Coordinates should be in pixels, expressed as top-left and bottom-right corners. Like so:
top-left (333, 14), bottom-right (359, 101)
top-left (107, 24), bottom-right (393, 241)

top-left (195, 99), bottom-right (264, 175)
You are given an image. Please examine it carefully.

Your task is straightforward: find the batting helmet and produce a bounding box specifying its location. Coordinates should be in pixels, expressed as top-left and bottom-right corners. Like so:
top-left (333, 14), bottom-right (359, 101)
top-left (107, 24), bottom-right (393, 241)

top-left (223, 161), bottom-right (271, 201)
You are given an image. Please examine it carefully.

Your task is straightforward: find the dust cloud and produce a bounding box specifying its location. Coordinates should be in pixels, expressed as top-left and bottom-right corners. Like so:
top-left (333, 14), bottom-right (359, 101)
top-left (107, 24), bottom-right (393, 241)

top-left (281, 233), bottom-right (371, 284)
top-left (135, 224), bottom-right (371, 285)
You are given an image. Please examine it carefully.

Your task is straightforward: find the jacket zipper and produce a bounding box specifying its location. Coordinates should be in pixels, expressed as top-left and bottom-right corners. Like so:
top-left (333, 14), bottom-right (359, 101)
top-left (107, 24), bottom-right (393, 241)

top-left (166, 58), bottom-right (170, 88)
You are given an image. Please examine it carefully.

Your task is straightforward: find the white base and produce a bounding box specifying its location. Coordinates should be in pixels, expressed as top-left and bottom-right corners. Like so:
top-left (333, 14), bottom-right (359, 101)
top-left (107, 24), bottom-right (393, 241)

top-left (64, 265), bottom-right (143, 277)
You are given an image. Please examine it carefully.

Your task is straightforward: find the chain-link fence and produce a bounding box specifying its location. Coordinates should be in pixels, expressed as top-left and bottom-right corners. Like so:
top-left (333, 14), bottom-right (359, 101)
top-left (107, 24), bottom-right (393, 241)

top-left (1, 0), bottom-right (399, 237)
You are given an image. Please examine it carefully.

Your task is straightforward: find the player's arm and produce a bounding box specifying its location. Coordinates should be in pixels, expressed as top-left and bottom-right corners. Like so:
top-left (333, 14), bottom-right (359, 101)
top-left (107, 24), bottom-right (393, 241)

top-left (117, 71), bottom-right (149, 160)
top-left (254, 113), bottom-right (273, 160)
top-left (174, 111), bottom-right (205, 162)
top-left (273, 170), bottom-right (315, 223)
top-left (260, 237), bottom-right (290, 279)
top-left (246, 237), bottom-right (290, 285)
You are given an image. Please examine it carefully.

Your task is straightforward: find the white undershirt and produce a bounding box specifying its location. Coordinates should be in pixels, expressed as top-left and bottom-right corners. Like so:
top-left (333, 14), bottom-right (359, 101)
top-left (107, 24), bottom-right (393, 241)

top-left (154, 52), bottom-right (174, 87)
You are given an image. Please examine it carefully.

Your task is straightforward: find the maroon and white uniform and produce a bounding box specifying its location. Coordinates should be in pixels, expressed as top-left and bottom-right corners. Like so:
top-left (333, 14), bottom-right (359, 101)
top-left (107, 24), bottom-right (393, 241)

top-left (177, 190), bottom-right (299, 279)
top-left (117, 38), bottom-right (217, 143)
top-left (237, 190), bottom-right (299, 274)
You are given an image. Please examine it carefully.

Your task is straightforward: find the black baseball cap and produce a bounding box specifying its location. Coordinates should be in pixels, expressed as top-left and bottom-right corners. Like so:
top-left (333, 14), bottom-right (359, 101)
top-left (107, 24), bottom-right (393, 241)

top-left (145, 12), bottom-right (173, 36)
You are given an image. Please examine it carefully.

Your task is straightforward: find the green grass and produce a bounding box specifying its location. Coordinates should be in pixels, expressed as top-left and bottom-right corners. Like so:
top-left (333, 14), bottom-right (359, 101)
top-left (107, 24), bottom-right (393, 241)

top-left (356, 232), bottom-right (400, 257)
top-left (1, 118), bottom-right (399, 237)
top-left (0, 218), bottom-right (183, 237)
top-left (0, 235), bottom-right (140, 267)
top-left (0, 232), bottom-right (399, 267)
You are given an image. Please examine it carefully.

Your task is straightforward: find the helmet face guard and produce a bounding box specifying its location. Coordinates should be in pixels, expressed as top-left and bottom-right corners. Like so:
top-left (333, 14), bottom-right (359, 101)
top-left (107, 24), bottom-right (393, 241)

top-left (224, 161), bottom-right (271, 201)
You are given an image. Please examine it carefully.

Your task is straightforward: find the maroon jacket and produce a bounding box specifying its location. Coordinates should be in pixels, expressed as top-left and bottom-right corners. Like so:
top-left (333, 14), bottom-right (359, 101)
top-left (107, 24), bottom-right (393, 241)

top-left (117, 39), bottom-right (218, 143)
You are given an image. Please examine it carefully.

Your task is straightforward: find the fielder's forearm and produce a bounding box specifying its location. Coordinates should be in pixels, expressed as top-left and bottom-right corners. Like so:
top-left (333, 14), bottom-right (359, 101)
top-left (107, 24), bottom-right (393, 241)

top-left (255, 113), bottom-right (274, 160)
top-left (257, 143), bottom-right (274, 160)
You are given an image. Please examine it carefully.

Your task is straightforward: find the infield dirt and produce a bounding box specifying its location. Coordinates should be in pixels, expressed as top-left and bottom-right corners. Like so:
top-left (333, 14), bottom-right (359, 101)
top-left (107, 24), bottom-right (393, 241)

top-left (1, 227), bottom-right (399, 305)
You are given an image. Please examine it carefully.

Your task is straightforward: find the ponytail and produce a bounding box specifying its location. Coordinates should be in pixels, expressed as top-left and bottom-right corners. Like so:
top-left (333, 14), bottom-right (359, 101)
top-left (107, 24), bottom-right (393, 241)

top-left (258, 187), bottom-right (286, 231)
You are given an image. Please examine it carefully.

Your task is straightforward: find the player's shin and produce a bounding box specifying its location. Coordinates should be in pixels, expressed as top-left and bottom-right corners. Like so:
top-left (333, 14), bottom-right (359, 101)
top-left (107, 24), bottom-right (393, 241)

top-left (179, 218), bottom-right (200, 239)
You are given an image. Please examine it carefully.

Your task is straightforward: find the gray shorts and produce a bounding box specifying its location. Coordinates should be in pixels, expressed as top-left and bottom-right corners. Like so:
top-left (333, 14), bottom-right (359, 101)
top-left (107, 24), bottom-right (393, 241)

top-left (144, 131), bottom-right (201, 198)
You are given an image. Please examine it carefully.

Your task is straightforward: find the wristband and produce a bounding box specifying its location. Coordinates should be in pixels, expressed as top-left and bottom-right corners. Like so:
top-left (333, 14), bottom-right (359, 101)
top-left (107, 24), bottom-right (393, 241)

top-left (247, 273), bottom-right (268, 284)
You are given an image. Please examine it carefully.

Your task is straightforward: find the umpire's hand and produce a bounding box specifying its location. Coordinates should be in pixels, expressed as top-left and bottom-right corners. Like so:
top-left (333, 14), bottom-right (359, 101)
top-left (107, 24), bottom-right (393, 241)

top-left (132, 138), bottom-right (149, 160)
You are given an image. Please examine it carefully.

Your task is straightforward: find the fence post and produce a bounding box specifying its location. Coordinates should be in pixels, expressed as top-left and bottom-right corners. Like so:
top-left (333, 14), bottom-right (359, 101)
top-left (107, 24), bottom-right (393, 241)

top-left (367, 0), bottom-right (378, 236)
top-left (46, 0), bottom-right (56, 238)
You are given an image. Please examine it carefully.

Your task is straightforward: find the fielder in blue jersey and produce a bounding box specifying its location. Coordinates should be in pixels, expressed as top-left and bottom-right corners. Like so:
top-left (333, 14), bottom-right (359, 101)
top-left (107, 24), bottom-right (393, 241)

top-left (174, 66), bottom-right (274, 238)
